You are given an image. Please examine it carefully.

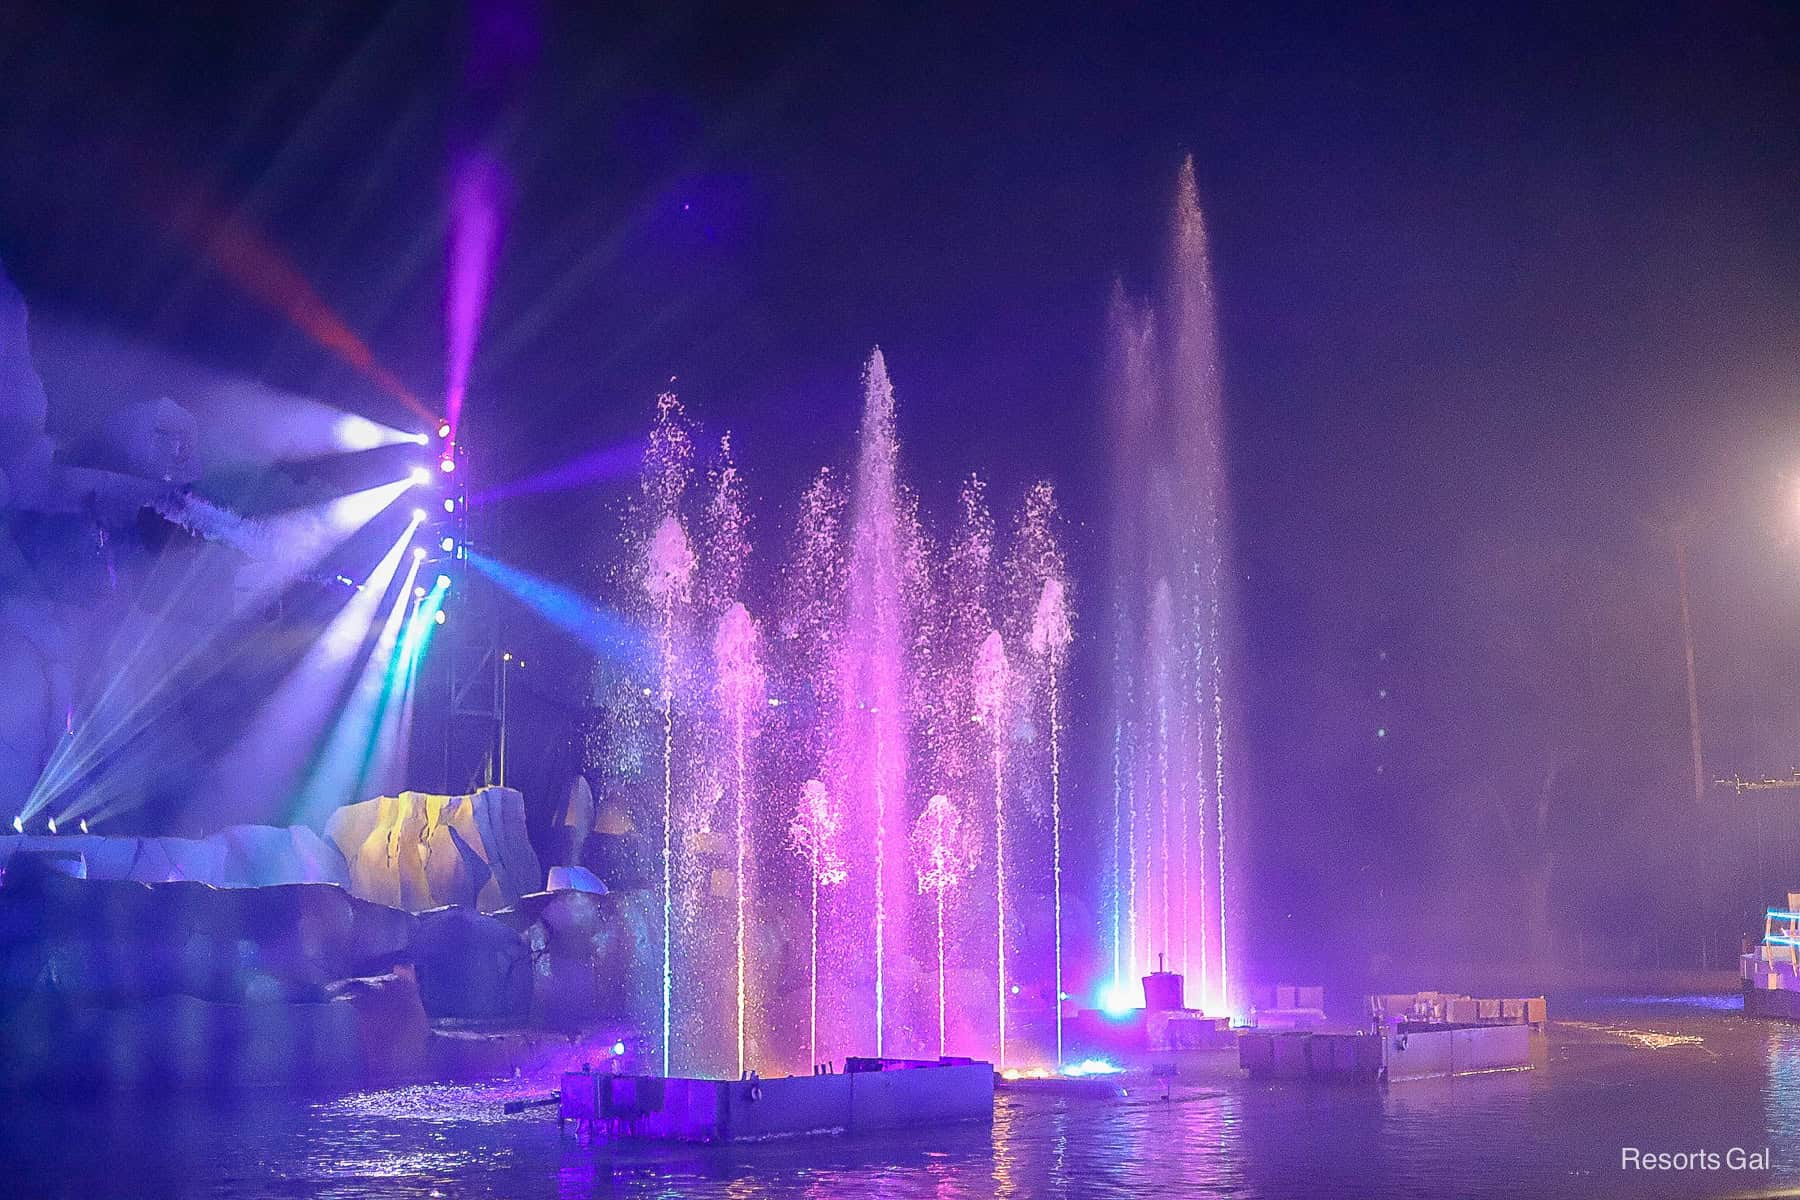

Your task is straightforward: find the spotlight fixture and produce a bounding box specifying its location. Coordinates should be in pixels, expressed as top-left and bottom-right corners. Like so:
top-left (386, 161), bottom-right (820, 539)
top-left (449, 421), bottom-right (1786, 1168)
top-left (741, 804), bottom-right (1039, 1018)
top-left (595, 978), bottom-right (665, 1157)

top-left (440, 536), bottom-right (456, 553)
top-left (414, 585), bottom-right (426, 599)
top-left (46, 817), bottom-right (57, 834)
top-left (409, 467), bottom-right (432, 487)
top-left (433, 610), bottom-right (446, 625)
top-left (438, 456), bottom-right (457, 474)
top-left (437, 420), bottom-right (452, 439)
top-left (411, 508), bottom-right (427, 523)
top-left (442, 498), bottom-right (456, 514)
top-left (411, 432), bottom-right (431, 446)
top-left (436, 574), bottom-right (452, 590)
top-left (10, 816), bottom-right (20, 833)
top-left (78, 819), bottom-right (88, 834)
top-left (502, 651), bottom-right (512, 662)
top-left (412, 547), bottom-right (427, 563)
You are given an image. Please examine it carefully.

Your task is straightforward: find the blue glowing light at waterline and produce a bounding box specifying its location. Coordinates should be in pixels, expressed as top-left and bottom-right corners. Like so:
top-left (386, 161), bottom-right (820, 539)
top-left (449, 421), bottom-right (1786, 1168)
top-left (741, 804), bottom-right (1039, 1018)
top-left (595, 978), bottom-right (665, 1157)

top-left (1098, 979), bottom-right (1139, 1017)
top-left (1062, 1058), bottom-right (1124, 1078)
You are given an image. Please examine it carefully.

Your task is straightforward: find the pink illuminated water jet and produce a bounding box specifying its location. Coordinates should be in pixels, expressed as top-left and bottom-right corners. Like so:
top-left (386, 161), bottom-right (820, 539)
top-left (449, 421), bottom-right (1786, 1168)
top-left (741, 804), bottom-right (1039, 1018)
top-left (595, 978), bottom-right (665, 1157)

top-left (713, 601), bottom-right (762, 1078)
top-left (973, 629), bottom-right (1010, 1067)
top-left (788, 779), bottom-right (846, 1068)
top-left (911, 793), bottom-right (979, 1058)
top-left (594, 348), bottom-right (1100, 1077)
top-left (829, 349), bottom-right (920, 1058)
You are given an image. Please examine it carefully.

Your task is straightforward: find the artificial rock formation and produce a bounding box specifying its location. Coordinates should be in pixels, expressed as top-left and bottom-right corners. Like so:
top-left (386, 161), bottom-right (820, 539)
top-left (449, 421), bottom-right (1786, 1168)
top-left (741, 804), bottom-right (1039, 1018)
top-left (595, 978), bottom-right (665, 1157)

top-left (411, 904), bottom-right (532, 1022)
top-left (494, 888), bottom-right (656, 1030)
top-left (0, 825), bottom-right (350, 888)
top-left (325, 787), bottom-right (541, 913)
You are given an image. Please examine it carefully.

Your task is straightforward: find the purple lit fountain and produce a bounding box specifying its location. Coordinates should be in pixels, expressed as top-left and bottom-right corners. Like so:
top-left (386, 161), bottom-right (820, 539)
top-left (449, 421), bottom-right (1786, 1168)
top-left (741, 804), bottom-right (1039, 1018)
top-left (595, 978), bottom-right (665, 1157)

top-left (595, 346), bottom-right (1110, 1080)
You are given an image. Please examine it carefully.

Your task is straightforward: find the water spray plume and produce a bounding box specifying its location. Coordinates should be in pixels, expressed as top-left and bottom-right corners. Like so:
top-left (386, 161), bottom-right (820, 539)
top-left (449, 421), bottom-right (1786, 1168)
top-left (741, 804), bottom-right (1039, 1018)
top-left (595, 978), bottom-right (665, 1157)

top-left (1029, 568), bottom-right (1073, 1066)
top-left (1107, 157), bottom-right (1235, 1014)
top-left (639, 394), bottom-right (695, 1077)
top-left (714, 602), bottom-right (763, 1079)
top-left (833, 348), bottom-right (918, 1058)
top-left (973, 629), bottom-right (1009, 1068)
top-left (911, 794), bottom-right (979, 1058)
top-left (789, 779), bottom-right (847, 1068)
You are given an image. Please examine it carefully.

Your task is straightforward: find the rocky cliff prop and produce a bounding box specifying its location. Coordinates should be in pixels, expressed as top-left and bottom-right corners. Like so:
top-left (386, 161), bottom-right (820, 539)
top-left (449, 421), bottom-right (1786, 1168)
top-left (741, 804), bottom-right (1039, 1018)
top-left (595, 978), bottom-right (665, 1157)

top-left (0, 824), bottom-right (349, 888)
top-left (493, 887), bottom-right (656, 1030)
top-left (325, 787), bottom-right (541, 913)
top-left (0, 844), bottom-right (658, 1090)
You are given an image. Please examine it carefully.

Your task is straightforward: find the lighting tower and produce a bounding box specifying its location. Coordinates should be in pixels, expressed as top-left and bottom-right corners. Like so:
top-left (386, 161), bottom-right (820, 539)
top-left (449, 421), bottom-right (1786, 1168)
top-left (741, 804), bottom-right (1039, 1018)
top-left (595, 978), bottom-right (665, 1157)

top-left (415, 424), bottom-right (504, 794)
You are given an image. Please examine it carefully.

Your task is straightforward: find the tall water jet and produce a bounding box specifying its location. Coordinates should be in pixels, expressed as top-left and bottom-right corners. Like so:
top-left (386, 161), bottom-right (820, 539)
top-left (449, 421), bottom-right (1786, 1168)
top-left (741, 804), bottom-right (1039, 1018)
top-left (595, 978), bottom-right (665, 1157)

top-left (973, 629), bottom-right (1010, 1066)
top-left (1105, 155), bottom-right (1237, 1015)
top-left (1106, 289), bottom-right (1157, 994)
top-left (1010, 479), bottom-right (1072, 1063)
top-left (590, 351), bottom-right (1077, 1075)
top-left (645, 513), bottom-right (694, 1075)
top-left (640, 394), bottom-right (696, 1075)
top-left (714, 601), bottom-right (763, 1077)
top-left (789, 779), bottom-right (847, 1068)
top-left (830, 348), bottom-right (920, 1056)
top-left (1029, 574), bottom-right (1072, 1064)
top-left (910, 793), bottom-right (979, 1058)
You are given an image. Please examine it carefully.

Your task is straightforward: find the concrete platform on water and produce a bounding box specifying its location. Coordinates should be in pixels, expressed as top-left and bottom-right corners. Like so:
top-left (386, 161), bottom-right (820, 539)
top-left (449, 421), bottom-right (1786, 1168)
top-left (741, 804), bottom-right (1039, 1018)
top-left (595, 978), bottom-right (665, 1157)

top-left (1239, 1022), bottom-right (1544, 1084)
top-left (560, 1056), bottom-right (995, 1143)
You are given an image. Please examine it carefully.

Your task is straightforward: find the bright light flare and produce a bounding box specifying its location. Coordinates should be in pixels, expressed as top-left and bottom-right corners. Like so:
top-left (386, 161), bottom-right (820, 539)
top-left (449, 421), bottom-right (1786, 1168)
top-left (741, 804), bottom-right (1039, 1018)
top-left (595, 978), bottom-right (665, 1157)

top-left (1061, 1058), bottom-right (1123, 1078)
top-left (333, 413), bottom-right (427, 452)
top-left (1099, 978), bottom-right (1139, 1017)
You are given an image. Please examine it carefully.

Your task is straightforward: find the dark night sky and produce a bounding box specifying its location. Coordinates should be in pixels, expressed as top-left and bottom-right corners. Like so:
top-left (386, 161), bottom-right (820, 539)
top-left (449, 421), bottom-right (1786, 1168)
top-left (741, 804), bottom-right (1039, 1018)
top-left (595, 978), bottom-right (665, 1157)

top-left (3, 0), bottom-right (1798, 974)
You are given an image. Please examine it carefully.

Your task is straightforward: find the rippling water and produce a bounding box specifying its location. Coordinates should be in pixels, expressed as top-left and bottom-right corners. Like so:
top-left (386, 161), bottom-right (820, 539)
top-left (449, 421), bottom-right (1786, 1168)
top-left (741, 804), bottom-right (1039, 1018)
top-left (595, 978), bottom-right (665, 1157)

top-left (8, 995), bottom-right (1800, 1198)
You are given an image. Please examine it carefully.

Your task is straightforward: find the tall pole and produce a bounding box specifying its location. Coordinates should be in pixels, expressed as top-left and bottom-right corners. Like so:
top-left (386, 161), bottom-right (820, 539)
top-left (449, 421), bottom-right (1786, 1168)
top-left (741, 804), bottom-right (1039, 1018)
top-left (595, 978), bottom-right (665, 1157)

top-left (1673, 532), bottom-right (1705, 805)
top-left (498, 654), bottom-right (511, 788)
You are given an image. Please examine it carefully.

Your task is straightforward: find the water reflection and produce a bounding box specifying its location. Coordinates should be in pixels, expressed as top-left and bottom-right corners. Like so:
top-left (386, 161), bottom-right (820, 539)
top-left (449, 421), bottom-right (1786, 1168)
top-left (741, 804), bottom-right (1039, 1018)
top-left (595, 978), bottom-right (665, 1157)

top-left (12, 1000), bottom-right (1800, 1198)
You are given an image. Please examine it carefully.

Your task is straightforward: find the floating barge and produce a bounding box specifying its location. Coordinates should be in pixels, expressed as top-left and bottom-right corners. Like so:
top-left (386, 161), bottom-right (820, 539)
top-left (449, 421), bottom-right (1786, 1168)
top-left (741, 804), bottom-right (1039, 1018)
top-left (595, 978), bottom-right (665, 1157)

top-left (559, 1056), bottom-right (994, 1143)
top-left (1240, 991), bottom-right (1546, 1085)
top-left (1742, 899), bottom-right (1800, 1019)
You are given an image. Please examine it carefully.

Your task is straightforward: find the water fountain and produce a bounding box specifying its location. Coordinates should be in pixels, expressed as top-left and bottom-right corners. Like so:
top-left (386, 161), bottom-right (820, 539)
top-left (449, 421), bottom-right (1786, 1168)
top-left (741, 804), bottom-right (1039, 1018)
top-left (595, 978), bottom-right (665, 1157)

top-left (910, 793), bottom-right (979, 1058)
top-left (713, 601), bottom-right (762, 1078)
top-left (1102, 156), bottom-right (1236, 1018)
top-left (594, 345), bottom-right (1081, 1082)
top-left (788, 779), bottom-right (846, 1067)
top-left (972, 629), bottom-right (1010, 1067)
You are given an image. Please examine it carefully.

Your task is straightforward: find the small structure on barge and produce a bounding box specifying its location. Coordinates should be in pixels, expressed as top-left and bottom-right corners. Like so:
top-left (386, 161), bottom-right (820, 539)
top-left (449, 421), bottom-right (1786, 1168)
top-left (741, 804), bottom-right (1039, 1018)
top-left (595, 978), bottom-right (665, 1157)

top-left (1239, 990), bottom-right (1547, 1085)
top-left (1742, 899), bottom-right (1800, 1019)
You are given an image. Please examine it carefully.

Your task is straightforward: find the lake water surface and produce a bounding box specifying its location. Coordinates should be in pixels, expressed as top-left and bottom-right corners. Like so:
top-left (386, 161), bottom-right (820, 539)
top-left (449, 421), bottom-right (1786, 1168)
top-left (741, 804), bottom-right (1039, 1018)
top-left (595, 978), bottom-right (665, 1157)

top-left (7, 995), bottom-right (1800, 1198)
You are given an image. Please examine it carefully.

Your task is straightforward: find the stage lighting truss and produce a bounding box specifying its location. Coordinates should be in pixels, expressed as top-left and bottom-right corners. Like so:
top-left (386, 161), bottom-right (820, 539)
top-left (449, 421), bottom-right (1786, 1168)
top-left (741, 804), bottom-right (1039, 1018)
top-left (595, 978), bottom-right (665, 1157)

top-left (412, 432), bottom-right (472, 622)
